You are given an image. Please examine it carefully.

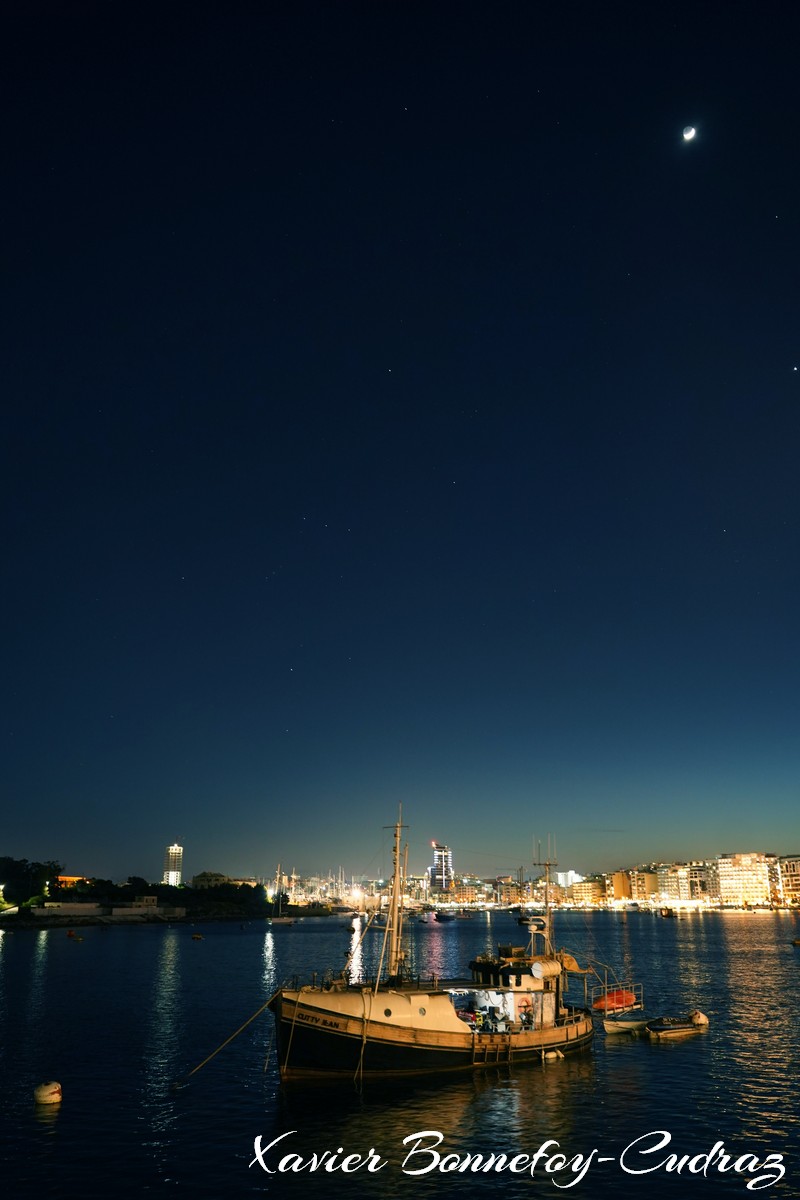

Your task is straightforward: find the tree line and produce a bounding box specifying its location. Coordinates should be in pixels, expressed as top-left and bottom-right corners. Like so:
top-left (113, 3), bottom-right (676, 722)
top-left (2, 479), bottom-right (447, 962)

top-left (0, 858), bottom-right (281, 917)
top-left (0, 857), bottom-right (63, 906)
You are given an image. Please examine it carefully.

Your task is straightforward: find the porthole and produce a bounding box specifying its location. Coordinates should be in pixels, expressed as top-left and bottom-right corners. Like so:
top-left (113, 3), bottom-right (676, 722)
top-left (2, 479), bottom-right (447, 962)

top-left (384, 1008), bottom-right (392, 1017)
top-left (418, 1007), bottom-right (426, 1016)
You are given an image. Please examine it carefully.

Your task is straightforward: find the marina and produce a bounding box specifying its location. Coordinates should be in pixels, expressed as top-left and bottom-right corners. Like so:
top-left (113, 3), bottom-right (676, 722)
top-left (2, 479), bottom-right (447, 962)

top-left (1, 904), bottom-right (798, 1197)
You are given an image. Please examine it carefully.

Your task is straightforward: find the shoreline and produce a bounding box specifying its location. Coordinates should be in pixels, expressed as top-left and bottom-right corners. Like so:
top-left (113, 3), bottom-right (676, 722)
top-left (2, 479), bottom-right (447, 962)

top-left (0, 909), bottom-right (356, 931)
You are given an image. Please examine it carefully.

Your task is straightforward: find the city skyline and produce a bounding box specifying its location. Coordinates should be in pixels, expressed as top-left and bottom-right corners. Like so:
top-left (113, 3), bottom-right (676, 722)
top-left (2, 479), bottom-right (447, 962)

top-left (30, 829), bottom-right (800, 891)
top-left (4, 3), bottom-right (798, 883)
top-left (38, 845), bottom-right (800, 910)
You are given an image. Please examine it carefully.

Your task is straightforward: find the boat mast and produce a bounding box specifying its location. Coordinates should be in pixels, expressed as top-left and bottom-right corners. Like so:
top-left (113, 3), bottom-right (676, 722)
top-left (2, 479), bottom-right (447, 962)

top-left (372, 810), bottom-right (408, 989)
top-left (532, 835), bottom-right (557, 954)
top-left (387, 816), bottom-right (405, 978)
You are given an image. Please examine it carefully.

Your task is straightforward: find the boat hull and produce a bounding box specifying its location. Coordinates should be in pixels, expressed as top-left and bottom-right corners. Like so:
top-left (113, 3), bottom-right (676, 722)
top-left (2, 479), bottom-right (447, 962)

top-left (603, 1014), bottom-right (649, 1034)
top-left (270, 989), bottom-right (594, 1078)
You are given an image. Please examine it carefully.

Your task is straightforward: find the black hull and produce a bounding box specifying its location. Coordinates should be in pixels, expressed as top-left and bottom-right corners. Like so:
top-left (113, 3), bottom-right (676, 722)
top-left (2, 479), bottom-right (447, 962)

top-left (272, 1007), bottom-right (594, 1078)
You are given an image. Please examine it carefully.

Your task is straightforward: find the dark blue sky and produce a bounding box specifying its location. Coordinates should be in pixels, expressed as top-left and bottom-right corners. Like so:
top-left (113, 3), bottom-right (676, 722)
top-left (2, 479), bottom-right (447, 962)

top-left (3, 1), bottom-right (798, 884)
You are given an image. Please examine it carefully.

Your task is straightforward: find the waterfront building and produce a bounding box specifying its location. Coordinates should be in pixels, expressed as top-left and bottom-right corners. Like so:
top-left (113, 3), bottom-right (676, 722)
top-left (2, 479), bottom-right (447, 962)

top-left (629, 868), bottom-right (658, 902)
top-left (766, 854), bottom-right (782, 905)
top-left (686, 860), bottom-right (708, 900)
top-left (453, 882), bottom-right (480, 904)
top-left (656, 863), bottom-right (693, 902)
top-left (606, 871), bottom-right (632, 902)
top-left (494, 876), bottom-right (523, 905)
top-left (555, 869), bottom-right (584, 889)
top-left (162, 843), bottom-right (184, 887)
top-left (714, 851), bottom-right (771, 906)
top-left (778, 854), bottom-right (800, 904)
top-left (404, 874), bottom-right (428, 903)
top-left (570, 877), bottom-right (605, 906)
top-left (705, 857), bottom-right (720, 901)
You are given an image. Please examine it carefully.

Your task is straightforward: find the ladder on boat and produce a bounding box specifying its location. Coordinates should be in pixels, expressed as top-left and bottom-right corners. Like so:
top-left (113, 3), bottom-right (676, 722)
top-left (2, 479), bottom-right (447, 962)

top-left (472, 1034), bottom-right (513, 1065)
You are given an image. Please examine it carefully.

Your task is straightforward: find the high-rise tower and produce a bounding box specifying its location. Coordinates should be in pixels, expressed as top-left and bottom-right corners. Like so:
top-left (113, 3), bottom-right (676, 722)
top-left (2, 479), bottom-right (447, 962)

top-left (163, 843), bottom-right (183, 886)
top-left (430, 841), bottom-right (454, 891)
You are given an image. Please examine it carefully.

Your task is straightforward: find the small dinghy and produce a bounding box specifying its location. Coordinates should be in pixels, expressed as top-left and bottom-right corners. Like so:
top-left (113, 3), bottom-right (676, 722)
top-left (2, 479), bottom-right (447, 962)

top-left (604, 1010), bottom-right (650, 1035)
top-left (591, 979), bottom-right (648, 1034)
top-left (646, 1010), bottom-right (709, 1039)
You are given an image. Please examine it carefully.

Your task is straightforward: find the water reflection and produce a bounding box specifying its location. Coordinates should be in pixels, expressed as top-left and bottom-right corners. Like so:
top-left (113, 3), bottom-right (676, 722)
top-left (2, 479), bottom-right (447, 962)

top-left (711, 913), bottom-right (799, 1144)
top-left (19, 931), bottom-right (50, 1064)
top-left (144, 932), bottom-right (182, 1095)
top-left (261, 928), bottom-right (276, 991)
top-left (0, 929), bottom-right (9, 1065)
top-left (32, 1102), bottom-right (61, 1129)
top-left (273, 1059), bottom-right (608, 1200)
top-left (139, 929), bottom-right (183, 1167)
top-left (346, 919), bottom-right (363, 981)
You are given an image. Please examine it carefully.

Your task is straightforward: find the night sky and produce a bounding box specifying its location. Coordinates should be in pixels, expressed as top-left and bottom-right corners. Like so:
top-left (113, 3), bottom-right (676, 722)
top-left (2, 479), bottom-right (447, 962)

top-left (4, 2), bottom-right (798, 885)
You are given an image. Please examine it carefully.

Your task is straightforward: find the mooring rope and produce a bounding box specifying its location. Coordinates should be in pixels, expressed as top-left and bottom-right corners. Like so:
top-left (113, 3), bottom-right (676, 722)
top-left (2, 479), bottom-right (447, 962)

top-left (283, 986), bottom-right (306, 1070)
top-left (174, 989), bottom-right (280, 1085)
top-left (354, 988), bottom-right (370, 1086)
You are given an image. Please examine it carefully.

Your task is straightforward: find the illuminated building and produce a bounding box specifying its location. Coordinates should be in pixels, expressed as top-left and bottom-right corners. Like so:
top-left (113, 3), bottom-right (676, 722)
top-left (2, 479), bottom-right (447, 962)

top-left (777, 854), bottom-right (800, 904)
top-left (713, 852), bottom-right (770, 906)
top-left (430, 842), bottom-right (454, 892)
top-left (570, 877), bottom-right (605, 905)
top-left (162, 843), bottom-right (184, 886)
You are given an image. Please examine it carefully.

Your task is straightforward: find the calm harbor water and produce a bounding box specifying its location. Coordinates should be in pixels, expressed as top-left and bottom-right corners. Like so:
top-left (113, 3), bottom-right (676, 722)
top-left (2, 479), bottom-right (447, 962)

top-left (1, 910), bottom-right (798, 1198)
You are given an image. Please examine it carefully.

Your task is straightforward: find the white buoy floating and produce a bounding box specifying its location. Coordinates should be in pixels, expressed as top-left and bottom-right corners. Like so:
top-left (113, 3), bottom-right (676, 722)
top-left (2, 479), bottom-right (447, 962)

top-left (34, 1081), bottom-right (62, 1105)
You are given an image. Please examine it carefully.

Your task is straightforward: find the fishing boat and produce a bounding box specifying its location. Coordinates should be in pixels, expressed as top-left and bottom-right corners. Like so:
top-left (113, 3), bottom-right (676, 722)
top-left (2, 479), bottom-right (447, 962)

top-left (267, 820), bottom-right (594, 1079)
top-left (646, 1011), bottom-right (709, 1039)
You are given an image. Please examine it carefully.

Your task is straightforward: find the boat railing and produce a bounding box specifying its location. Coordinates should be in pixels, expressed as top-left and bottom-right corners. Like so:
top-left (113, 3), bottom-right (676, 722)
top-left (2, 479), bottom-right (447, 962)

top-left (284, 971), bottom-right (452, 993)
top-left (590, 979), bottom-right (644, 1015)
top-left (557, 1006), bottom-right (591, 1027)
